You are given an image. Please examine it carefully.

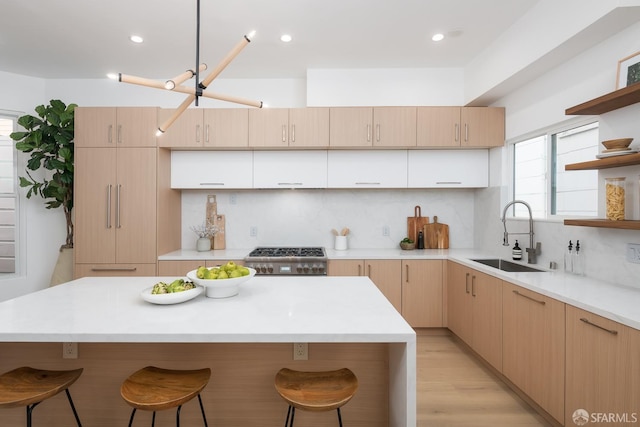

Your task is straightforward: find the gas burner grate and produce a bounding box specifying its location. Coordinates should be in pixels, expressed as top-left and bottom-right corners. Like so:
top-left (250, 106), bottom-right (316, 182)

top-left (248, 247), bottom-right (326, 258)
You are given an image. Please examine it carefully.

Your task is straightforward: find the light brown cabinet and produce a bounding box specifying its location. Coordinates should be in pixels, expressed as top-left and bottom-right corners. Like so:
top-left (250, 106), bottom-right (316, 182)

top-left (75, 107), bottom-right (158, 278)
top-left (401, 260), bottom-right (443, 327)
top-left (329, 107), bottom-right (416, 148)
top-left (328, 259), bottom-right (443, 325)
top-left (447, 261), bottom-right (502, 370)
top-left (417, 106), bottom-right (504, 148)
top-left (502, 281), bottom-right (565, 423)
top-left (157, 108), bottom-right (249, 148)
top-left (75, 107), bottom-right (157, 148)
top-left (249, 108), bottom-right (329, 148)
top-left (565, 305), bottom-right (640, 426)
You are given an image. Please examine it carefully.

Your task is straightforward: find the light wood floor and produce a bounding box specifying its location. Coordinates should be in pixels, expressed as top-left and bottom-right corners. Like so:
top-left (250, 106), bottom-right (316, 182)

top-left (417, 330), bottom-right (552, 427)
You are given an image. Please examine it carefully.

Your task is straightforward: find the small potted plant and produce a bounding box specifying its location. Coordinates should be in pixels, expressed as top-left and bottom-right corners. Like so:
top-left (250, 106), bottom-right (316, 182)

top-left (190, 222), bottom-right (219, 251)
top-left (400, 237), bottom-right (415, 250)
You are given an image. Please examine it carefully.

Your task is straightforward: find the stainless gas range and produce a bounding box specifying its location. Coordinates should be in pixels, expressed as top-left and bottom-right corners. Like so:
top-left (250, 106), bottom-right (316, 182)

top-left (244, 247), bottom-right (327, 276)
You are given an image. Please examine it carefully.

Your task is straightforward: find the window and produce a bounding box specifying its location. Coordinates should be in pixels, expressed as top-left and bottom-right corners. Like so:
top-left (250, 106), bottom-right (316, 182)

top-left (0, 116), bottom-right (16, 274)
top-left (512, 121), bottom-right (599, 219)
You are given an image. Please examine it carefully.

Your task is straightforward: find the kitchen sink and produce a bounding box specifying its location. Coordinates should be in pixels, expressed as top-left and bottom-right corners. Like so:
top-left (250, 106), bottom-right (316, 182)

top-left (470, 258), bottom-right (545, 273)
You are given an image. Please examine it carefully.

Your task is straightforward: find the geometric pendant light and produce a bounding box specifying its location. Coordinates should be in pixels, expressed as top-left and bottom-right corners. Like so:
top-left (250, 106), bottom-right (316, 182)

top-left (110, 0), bottom-right (263, 135)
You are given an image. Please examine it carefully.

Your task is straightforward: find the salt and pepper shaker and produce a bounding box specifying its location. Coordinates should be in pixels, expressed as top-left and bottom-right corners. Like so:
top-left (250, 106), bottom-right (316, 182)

top-left (573, 240), bottom-right (584, 276)
top-left (564, 240), bottom-right (573, 273)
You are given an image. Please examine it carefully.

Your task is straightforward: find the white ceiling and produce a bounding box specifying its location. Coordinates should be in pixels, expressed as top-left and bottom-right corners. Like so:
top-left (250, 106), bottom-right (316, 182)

top-left (0, 0), bottom-right (540, 80)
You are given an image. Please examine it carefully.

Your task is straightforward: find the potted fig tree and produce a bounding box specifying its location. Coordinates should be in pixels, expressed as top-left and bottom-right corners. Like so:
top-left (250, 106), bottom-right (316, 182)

top-left (10, 99), bottom-right (77, 285)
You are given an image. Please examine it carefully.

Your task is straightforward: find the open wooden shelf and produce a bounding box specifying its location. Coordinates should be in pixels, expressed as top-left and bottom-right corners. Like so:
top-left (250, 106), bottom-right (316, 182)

top-left (565, 83), bottom-right (640, 115)
top-left (565, 152), bottom-right (640, 170)
top-left (564, 219), bottom-right (640, 230)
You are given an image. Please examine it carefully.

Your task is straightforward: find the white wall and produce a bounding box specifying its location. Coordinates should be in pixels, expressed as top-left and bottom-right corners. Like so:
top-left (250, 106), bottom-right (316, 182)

top-left (476, 21), bottom-right (640, 289)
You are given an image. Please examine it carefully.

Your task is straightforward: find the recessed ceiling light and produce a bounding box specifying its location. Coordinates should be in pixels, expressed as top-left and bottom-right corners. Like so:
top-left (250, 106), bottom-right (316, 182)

top-left (130, 35), bottom-right (144, 44)
top-left (431, 33), bottom-right (445, 42)
top-left (280, 34), bottom-right (292, 43)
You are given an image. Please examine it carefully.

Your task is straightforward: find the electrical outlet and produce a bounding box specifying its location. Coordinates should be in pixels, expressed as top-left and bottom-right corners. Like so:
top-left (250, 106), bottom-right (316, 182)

top-left (626, 243), bottom-right (640, 264)
top-left (63, 342), bottom-right (78, 359)
top-left (250, 226), bottom-right (258, 237)
top-left (293, 343), bottom-right (308, 360)
top-left (382, 225), bottom-right (390, 236)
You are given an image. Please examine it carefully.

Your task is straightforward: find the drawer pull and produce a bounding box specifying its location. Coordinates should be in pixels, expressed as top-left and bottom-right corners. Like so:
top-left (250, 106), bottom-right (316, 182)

top-left (513, 290), bottom-right (545, 305)
top-left (465, 273), bottom-right (470, 294)
top-left (580, 317), bottom-right (618, 335)
top-left (91, 267), bottom-right (138, 272)
top-left (200, 182), bottom-right (225, 186)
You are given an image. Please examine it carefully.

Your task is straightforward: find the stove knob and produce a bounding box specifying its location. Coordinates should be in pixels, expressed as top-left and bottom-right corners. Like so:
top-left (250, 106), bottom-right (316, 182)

top-left (267, 264), bottom-right (274, 273)
top-left (312, 265), bottom-right (319, 274)
top-left (260, 265), bottom-right (267, 274)
top-left (318, 265), bottom-right (325, 274)
top-left (296, 264), bottom-right (304, 274)
top-left (303, 264), bottom-right (310, 274)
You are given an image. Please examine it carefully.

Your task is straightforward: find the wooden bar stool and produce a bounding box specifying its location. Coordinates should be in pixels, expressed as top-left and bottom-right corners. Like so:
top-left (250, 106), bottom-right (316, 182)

top-left (120, 366), bottom-right (211, 427)
top-left (274, 368), bottom-right (358, 427)
top-left (0, 366), bottom-right (83, 427)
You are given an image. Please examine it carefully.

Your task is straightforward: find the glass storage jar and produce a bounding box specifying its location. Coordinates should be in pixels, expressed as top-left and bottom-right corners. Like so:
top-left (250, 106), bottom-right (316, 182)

top-left (605, 177), bottom-right (626, 220)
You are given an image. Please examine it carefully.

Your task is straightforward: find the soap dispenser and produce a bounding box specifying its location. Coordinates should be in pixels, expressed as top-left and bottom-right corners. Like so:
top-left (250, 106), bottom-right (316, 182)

top-left (573, 240), bottom-right (584, 276)
top-left (512, 240), bottom-right (522, 261)
top-left (564, 240), bottom-right (573, 273)
top-left (417, 231), bottom-right (425, 249)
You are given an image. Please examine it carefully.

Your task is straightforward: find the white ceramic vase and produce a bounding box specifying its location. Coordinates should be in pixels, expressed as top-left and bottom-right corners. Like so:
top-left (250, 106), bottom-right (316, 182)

top-left (196, 237), bottom-right (211, 252)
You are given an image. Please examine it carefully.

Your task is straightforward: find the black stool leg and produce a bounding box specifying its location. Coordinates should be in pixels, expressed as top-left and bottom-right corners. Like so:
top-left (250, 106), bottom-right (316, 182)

top-left (337, 407), bottom-right (343, 427)
top-left (176, 405), bottom-right (182, 427)
top-left (26, 402), bottom-right (40, 427)
top-left (152, 410), bottom-right (156, 427)
top-left (127, 408), bottom-right (137, 427)
top-left (65, 389), bottom-right (83, 426)
top-left (197, 394), bottom-right (208, 427)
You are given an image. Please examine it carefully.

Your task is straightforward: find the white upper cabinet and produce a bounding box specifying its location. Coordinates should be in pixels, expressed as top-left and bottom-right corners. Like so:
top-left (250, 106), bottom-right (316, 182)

top-left (170, 151), bottom-right (253, 189)
top-left (253, 151), bottom-right (328, 188)
top-left (407, 150), bottom-right (488, 188)
top-left (327, 150), bottom-right (408, 188)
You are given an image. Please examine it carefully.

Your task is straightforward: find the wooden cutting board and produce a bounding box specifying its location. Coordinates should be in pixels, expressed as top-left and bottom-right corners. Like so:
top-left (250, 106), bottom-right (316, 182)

top-left (424, 216), bottom-right (449, 249)
top-left (211, 214), bottom-right (226, 250)
top-left (407, 206), bottom-right (429, 242)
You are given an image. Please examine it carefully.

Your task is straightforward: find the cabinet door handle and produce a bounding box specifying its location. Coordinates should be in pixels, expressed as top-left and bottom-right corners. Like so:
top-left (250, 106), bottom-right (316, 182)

top-left (117, 125), bottom-right (122, 144)
top-left (355, 182), bottom-right (381, 186)
top-left (282, 125), bottom-right (287, 143)
top-left (436, 181), bottom-right (462, 185)
top-left (291, 124), bottom-right (295, 143)
top-left (91, 267), bottom-right (138, 272)
top-left (471, 275), bottom-right (476, 297)
top-left (116, 184), bottom-right (122, 228)
top-left (106, 185), bottom-right (112, 229)
top-left (367, 124), bottom-right (371, 142)
top-left (205, 124), bottom-right (210, 143)
top-left (464, 123), bottom-right (469, 142)
top-left (277, 182), bottom-right (303, 186)
top-left (454, 123), bottom-right (459, 142)
top-left (358, 264), bottom-right (362, 276)
top-left (108, 125), bottom-right (113, 144)
top-left (376, 124), bottom-right (380, 142)
top-left (405, 264), bottom-right (409, 283)
top-left (367, 264), bottom-right (371, 277)
top-left (195, 124), bottom-right (201, 143)
top-left (465, 273), bottom-right (470, 294)
top-left (580, 317), bottom-right (618, 335)
top-left (513, 289), bottom-right (546, 305)
top-left (199, 182), bottom-right (224, 186)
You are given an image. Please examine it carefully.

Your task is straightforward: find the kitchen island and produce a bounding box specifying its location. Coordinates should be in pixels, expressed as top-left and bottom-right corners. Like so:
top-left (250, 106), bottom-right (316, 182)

top-left (0, 275), bottom-right (416, 427)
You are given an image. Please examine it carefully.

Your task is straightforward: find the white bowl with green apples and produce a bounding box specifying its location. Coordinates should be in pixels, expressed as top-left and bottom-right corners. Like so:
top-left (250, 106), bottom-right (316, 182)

top-left (186, 262), bottom-right (256, 298)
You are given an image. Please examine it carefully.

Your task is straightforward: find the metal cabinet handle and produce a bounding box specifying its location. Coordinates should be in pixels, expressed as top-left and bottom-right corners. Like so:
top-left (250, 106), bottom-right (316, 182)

top-left (116, 184), bottom-right (122, 228)
top-left (291, 124), bottom-right (295, 143)
top-left (205, 124), bottom-right (210, 143)
top-left (91, 267), bottom-right (137, 272)
top-left (436, 181), bottom-right (462, 185)
top-left (455, 123), bottom-right (459, 142)
top-left (355, 182), bottom-right (381, 185)
top-left (580, 317), bottom-right (618, 335)
top-left (106, 185), bottom-right (112, 228)
top-left (367, 264), bottom-right (371, 277)
top-left (358, 264), bottom-right (362, 276)
top-left (405, 264), bottom-right (409, 282)
top-left (471, 275), bottom-right (476, 297)
top-left (376, 124), bottom-right (380, 142)
top-left (465, 273), bottom-right (470, 294)
top-left (200, 182), bottom-right (224, 186)
top-left (282, 125), bottom-right (287, 143)
top-left (196, 124), bottom-right (201, 143)
top-left (513, 289), bottom-right (546, 305)
top-left (367, 124), bottom-right (371, 142)
top-left (464, 123), bottom-right (469, 142)
top-left (108, 125), bottom-right (113, 144)
top-left (117, 125), bottom-right (122, 144)
top-left (277, 182), bottom-right (303, 186)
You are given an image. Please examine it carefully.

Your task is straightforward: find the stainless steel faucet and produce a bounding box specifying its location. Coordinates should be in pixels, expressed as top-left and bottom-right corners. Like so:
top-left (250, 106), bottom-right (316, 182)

top-left (501, 200), bottom-right (541, 264)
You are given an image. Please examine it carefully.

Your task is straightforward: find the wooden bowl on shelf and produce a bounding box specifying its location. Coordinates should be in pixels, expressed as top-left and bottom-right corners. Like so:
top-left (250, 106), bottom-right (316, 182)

top-left (400, 242), bottom-right (416, 250)
top-left (602, 138), bottom-right (633, 150)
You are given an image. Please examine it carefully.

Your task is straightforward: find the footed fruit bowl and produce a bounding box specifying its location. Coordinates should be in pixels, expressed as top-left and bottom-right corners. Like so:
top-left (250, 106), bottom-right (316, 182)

top-left (186, 265), bottom-right (256, 298)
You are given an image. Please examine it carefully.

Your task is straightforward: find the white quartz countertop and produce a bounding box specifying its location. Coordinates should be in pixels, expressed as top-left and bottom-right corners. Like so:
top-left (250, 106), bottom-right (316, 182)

top-left (0, 275), bottom-right (415, 343)
top-left (160, 247), bottom-right (640, 330)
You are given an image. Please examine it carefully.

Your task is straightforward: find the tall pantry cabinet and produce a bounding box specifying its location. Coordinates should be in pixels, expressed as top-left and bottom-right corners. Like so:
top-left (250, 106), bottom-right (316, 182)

top-left (74, 107), bottom-right (158, 277)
